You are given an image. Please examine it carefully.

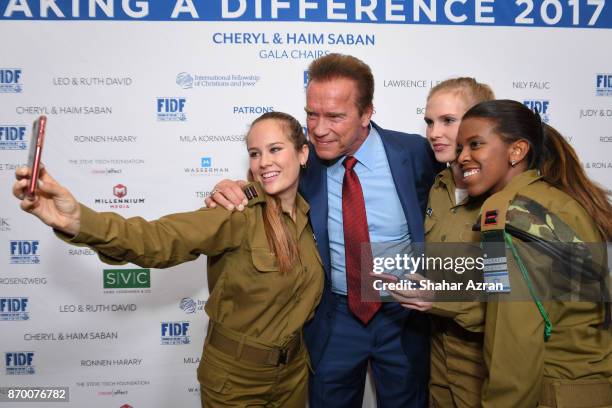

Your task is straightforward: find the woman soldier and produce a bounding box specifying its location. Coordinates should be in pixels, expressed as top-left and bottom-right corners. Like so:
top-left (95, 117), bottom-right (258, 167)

top-left (421, 78), bottom-right (495, 408)
top-left (456, 100), bottom-right (611, 407)
top-left (13, 111), bottom-right (324, 407)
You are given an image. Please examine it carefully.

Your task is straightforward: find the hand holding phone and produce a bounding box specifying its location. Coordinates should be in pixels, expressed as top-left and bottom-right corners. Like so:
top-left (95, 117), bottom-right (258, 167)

top-left (26, 115), bottom-right (46, 198)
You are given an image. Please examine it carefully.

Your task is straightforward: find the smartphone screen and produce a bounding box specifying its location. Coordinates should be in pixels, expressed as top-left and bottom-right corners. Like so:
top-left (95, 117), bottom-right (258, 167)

top-left (26, 115), bottom-right (46, 197)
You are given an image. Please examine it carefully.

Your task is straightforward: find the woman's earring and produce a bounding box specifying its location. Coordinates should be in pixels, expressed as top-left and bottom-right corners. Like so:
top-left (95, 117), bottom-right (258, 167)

top-left (300, 163), bottom-right (307, 169)
top-left (510, 160), bottom-right (517, 167)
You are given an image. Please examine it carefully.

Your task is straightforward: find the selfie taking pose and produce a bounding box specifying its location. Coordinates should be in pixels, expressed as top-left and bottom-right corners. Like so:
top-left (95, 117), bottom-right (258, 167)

top-left (13, 112), bottom-right (324, 407)
top-left (456, 100), bottom-right (612, 407)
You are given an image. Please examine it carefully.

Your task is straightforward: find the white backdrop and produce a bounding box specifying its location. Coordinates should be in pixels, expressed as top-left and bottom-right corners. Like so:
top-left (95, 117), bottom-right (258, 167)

top-left (1, 1), bottom-right (611, 407)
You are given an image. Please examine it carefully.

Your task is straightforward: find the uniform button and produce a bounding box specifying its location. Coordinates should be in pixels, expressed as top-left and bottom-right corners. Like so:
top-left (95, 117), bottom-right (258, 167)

top-left (451, 208), bottom-right (457, 214)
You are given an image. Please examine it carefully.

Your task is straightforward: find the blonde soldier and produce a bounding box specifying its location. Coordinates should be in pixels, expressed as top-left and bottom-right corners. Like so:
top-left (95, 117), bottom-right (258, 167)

top-left (457, 100), bottom-right (611, 407)
top-left (392, 78), bottom-right (494, 407)
top-left (13, 112), bottom-right (324, 407)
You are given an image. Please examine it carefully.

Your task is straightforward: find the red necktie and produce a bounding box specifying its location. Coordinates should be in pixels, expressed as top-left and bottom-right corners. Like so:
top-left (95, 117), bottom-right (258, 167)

top-left (342, 156), bottom-right (381, 325)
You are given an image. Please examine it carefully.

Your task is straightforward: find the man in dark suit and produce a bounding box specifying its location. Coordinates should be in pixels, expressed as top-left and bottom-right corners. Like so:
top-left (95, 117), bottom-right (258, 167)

top-left (208, 53), bottom-right (439, 407)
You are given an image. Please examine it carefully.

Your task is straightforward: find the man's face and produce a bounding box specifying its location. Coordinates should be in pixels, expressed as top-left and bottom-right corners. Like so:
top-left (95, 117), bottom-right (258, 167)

top-left (305, 78), bottom-right (373, 160)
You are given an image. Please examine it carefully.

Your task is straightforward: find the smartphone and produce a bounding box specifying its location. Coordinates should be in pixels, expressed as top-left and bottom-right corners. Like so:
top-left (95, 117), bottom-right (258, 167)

top-left (26, 115), bottom-right (46, 198)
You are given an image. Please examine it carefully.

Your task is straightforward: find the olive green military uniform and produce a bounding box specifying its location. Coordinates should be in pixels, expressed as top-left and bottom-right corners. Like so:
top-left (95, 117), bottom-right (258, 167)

top-left (62, 183), bottom-right (324, 407)
top-left (425, 168), bottom-right (487, 408)
top-left (479, 170), bottom-right (611, 408)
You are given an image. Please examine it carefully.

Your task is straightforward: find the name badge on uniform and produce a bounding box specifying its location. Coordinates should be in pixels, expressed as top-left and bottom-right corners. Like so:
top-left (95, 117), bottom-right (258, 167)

top-left (426, 207), bottom-right (433, 217)
top-left (481, 230), bottom-right (511, 293)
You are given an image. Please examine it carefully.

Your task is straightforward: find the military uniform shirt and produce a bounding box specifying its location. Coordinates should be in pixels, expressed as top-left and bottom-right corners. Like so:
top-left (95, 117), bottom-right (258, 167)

top-left (64, 183), bottom-right (324, 347)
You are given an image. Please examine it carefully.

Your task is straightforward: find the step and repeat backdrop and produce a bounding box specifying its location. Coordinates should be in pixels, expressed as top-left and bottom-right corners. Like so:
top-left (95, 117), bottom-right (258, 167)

top-left (1, 1), bottom-right (611, 407)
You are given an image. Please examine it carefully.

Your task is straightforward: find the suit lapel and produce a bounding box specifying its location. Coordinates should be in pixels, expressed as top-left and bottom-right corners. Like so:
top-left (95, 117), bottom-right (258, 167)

top-left (299, 146), bottom-right (332, 277)
top-left (376, 123), bottom-right (426, 241)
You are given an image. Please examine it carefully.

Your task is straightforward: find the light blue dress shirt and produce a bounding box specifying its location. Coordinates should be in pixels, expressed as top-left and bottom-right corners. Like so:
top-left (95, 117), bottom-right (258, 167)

top-left (328, 127), bottom-right (412, 295)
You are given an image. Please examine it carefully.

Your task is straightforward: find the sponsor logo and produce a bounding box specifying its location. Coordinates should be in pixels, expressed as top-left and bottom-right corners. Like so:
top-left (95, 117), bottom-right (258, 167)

top-left (81, 358), bottom-right (142, 367)
top-left (68, 248), bottom-right (96, 256)
top-left (523, 100), bottom-right (550, 123)
top-left (233, 106), bottom-right (273, 114)
top-left (161, 322), bottom-right (190, 345)
top-left (52, 76), bottom-right (133, 86)
top-left (0, 69), bottom-right (22, 93)
top-left (584, 162), bottom-right (612, 169)
top-left (596, 74), bottom-right (612, 96)
top-left (5, 352), bottom-right (34, 375)
top-left (580, 108), bottom-right (612, 119)
top-left (0, 126), bottom-right (27, 150)
top-left (94, 185), bottom-right (145, 209)
top-left (74, 379), bottom-right (150, 392)
top-left (512, 81), bottom-right (551, 89)
top-left (23, 332), bottom-right (118, 341)
top-left (103, 269), bottom-right (151, 293)
top-left (303, 70), bottom-right (309, 88)
top-left (0, 163), bottom-right (27, 173)
top-left (67, 158), bottom-right (144, 176)
top-left (195, 190), bottom-right (213, 200)
top-left (9, 240), bottom-right (40, 264)
top-left (0, 218), bottom-right (10, 232)
top-left (600, 136), bottom-right (612, 143)
top-left (383, 79), bottom-right (434, 88)
top-left (179, 297), bottom-right (205, 314)
top-left (179, 134), bottom-right (245, 143)
top-left (59, 304), bottom-right (137, 313)
top-left (114, 184), bottom-right (127, 198)
top-left (0, 277), bottom-right (47, 285)
top-left (187, 385), bottom-right (200, 395)
top-left (156, 97), bottom-right (186, 121)
top-left (184, 356), bottom-right (201, 364)
top-left (73, 135), bottom-right (138, 143)
top-left (184, 157), bottom-right (230, 176)
top-left (0, 297), bottom-right (29, 321)
top-left (15, 106), bottom-right (112, 115)
top-left (176, 72), bottom-right (260, 88)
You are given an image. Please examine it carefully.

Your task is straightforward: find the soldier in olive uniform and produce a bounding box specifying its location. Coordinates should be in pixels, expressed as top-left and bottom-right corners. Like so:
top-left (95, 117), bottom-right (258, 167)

top-left (418, 78), bottom-right (495, 407)
top-left (457, 100), bottom-right (611, 407)
top-left (13, 112), bottom-right (325, 407)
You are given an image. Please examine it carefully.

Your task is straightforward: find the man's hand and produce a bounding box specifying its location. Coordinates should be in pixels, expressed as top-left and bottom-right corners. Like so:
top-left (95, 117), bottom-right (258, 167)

top-left (372, 272), bottom-right (434, 312)
top-left (204, 179), bottom-right (249, 210)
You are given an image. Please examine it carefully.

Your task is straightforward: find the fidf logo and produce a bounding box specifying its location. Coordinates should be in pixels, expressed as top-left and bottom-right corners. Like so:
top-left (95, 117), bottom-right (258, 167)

top-left (176, 72), bottom-right (194, 89)
top-left (303, 70), bottom-right (309, 88)
top-left (156, 97), bottom-right (186, 121)
top-left (0, 298), bottom-right (29, 321)
top-left (201, 157), bottom-right (212, 168)
top-left (113, 184), bottom-right (127, 198)
top-left (5, 352), bottom-right (35, 375)
top-left (10, 241), bottom-right (40, 264)
top-left (0, 126), bottom-right (27, 150)
top-left (0, 69), bottom-right (22, 93)
top-left (523, 100), bottom-right (550, 123)
top-left (161, 322), bottom-right (190, 345)
top-left (596, 74), bottom-right (612, 96)
top-left (104, 269), bottom-right (150, 289)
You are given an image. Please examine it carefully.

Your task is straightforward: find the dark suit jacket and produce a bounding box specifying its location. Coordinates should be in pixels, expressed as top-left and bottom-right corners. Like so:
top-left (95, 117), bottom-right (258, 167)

top-left (300, 122), bottom-right (441, 371)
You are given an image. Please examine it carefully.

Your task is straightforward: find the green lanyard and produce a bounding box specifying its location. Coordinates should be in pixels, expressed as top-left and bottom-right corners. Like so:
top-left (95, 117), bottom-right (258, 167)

top-left (504, 231), bottom-right (553, 341)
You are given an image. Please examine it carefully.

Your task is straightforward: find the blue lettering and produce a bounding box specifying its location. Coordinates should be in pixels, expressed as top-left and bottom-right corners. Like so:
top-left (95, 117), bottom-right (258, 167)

top-left (0, 69), bottom-right (21, 84)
